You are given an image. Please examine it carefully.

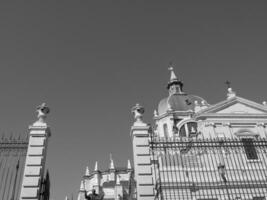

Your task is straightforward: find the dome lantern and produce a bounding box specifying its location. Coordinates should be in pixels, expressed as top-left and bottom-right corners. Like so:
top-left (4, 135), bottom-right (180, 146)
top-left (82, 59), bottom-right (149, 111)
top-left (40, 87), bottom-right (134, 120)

top-left (167, 64), bottom-right (184, 95)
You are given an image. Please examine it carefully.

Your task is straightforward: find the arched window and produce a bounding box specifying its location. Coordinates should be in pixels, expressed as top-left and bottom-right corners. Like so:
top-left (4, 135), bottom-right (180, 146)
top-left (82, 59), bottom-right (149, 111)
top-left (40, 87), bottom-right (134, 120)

top-left (178, 121), bottom-right (198, 138)
top-left (163, 123), bottom-right (169, 138)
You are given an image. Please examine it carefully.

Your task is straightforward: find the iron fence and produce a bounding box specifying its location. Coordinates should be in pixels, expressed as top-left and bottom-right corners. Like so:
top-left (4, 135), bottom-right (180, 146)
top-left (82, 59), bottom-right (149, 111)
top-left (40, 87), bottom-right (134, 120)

top-left (150, 137), bottom-right (267, 200)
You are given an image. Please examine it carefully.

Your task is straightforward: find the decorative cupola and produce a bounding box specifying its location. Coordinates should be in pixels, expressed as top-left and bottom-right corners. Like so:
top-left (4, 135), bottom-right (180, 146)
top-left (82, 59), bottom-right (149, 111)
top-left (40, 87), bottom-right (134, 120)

top-left (85, 166), bottom-right (90, 176)
top-left (167, 64), bottom-right (184, 96)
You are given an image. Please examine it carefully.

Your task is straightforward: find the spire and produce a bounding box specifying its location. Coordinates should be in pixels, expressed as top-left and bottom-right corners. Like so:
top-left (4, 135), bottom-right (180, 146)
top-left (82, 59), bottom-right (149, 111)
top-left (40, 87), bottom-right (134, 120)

top-left (168, 64), bottom-right (178, 81)
top-left (110, 154), bottom-right (115, 170)
top-left (80, 180), bottom-right (84, 190)
top-left (94, 161), bottom-right (98, 171)
top-left (167, 63), bottom-right (183, 94)
top-left (85, 166), bottom-right (90, 176)
top-left (127, 160), bottom-right (132, 170)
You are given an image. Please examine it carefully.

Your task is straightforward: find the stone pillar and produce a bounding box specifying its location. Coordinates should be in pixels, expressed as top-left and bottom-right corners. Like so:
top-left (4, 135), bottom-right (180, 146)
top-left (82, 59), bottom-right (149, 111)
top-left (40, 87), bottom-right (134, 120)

top-left (19, 103), bottom-right (51, 200)
top-left (114, 176), bottom-right (123, 200)
top-left (222, 122), bottom-right (231, 138)
top-left (131, 104), bottom-right (154, 200)
top-left (204, 122), bottom-right (215, 138)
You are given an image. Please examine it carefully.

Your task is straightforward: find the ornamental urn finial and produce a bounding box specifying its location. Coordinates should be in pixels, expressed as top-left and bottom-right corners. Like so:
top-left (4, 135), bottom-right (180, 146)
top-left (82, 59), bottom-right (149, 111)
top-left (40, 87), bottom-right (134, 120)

top-left (131, 103), bottom-right (145, 124)
top-left (36, 103), bottom-right (50, 123)
top-left (225, 81), bottom-right (236, 99)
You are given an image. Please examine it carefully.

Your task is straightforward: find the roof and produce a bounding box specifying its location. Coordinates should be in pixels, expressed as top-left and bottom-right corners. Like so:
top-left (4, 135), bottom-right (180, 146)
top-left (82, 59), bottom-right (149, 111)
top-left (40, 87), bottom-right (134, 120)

top-left (158, 93), bottom-right (207, 116)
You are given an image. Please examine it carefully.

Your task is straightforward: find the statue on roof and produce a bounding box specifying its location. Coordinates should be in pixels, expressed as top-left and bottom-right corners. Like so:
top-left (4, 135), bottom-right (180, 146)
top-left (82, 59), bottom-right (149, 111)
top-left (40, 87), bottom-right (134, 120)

top-left (36, 103), bottom-right (50, 123)
top-left (84, 189), bottom-right (104, 200)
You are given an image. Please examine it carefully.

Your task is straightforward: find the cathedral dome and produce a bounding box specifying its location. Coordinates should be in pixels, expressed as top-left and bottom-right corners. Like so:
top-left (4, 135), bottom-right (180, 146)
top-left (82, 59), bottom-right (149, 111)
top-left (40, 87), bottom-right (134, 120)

top-left (158, 93), bottom-right (206, 115)
top-left (157, 65), bottom-right (207, 116)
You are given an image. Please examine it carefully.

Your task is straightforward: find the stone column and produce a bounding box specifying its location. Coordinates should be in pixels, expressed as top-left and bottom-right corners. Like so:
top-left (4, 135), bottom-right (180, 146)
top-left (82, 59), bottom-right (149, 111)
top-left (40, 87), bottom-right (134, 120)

top-left (204, 122), bottom-right (215, 138)
top-left (131, 104), bottom-right (154, 200)
top-left (222, 122), bottom-right (231, 138)
top-left (19, 103), bottom-right (51, 200)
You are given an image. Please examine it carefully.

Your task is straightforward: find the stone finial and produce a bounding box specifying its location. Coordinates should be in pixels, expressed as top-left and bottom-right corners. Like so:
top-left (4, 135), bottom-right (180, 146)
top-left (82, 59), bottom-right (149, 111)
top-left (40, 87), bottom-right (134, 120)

top-left (131, 103), bottom-right (145, 123)
top-left (94, 161), bottom-right (98, 171)
top-left (85, 166), bottom-right (90, 176)
top-left (110, 153), bottom-right (115, 169)
top-left (36, 103), bottom-right (50, 123)
top-left (80, 180), bottom-right (85, 190)
top-left (127, 159), bottom-right (132, 169)
top-left (65, 196), bottom-right (69, 200)
top-left (227, 88), bottom-right (236, 99)
top-left (225, 81), bottom-right (236, 99)
top-left (153, 110), bottom-right (158, 117)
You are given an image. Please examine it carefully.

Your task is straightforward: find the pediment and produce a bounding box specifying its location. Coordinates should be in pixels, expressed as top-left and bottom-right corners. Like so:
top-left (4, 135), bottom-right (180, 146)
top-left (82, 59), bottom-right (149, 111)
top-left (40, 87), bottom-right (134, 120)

top-left (196, 97), bottom-right (267, 116)
top-left (216, 102), bottom-right (265, 114)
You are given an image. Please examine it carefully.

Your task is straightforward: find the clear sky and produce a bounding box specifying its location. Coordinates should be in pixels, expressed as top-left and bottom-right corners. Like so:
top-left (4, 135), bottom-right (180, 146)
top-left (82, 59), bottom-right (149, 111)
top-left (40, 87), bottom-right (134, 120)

top-left (0, 1), bottom-right (267, 199)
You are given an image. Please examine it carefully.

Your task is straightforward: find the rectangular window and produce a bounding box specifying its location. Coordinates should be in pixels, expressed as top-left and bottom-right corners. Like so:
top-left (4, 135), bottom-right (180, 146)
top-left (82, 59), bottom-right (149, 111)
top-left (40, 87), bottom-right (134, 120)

top-left (198, 199), bottom-right (218, 200)
top-left (242, 138), bottom-right (258, 160)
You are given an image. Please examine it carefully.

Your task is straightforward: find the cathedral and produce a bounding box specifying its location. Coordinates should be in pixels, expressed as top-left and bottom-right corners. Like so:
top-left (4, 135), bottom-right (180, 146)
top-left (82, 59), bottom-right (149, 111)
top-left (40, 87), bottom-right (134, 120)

top-left (0, 103), bottom-right (51, 200)
top-left (2, 67), bottom-right (267, 200)
top-left (77, 158), bottom-right (136, 200)
top-left (131, 67), bottom-right (267, 200)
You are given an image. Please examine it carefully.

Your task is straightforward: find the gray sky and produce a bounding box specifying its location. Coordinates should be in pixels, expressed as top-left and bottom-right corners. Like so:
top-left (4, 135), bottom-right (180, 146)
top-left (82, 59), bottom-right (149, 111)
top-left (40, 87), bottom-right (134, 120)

top-left (0, 1), bottom-right (267, 199)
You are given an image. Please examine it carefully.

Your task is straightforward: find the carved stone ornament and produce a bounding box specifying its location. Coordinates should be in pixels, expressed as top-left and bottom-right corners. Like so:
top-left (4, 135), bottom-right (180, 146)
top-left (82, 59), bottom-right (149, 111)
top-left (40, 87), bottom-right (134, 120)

top-left (36, 103), bottom-right (50, 123)
top-left (205, 122), bottom-right (215, 127)
top-left (257, 122), bottom-right (265, 127)
top-left (227, 87), bottom-right (236, 99)
top-left (131, 103), bottom-right (145, 123)
top-left (222, 122), bottom-right (231, 127)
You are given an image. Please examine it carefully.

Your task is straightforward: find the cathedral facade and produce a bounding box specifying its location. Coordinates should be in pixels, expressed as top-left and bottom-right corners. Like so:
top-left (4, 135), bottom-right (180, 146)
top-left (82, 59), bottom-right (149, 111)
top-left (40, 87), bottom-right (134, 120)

top-left (131, 68), bottom-right (267, 200)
